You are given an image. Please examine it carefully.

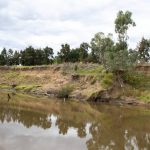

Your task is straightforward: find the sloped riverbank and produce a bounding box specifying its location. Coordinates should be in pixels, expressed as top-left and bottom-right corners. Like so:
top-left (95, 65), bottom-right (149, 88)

top-left (0, 63), bottom-right (150, 105)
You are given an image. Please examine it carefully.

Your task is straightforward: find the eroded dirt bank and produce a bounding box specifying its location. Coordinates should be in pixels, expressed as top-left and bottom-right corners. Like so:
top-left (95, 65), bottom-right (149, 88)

top-left (0, 64), bottom-right (150, 106)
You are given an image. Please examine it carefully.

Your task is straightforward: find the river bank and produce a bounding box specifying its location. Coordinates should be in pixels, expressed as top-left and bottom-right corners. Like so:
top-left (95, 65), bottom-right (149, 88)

top-left (0, 63), bottom-right (150, 106)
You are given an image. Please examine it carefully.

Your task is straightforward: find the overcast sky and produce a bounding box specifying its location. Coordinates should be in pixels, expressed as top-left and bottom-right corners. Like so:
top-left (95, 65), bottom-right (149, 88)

top-left (0, 0), bottom-right (150, 53)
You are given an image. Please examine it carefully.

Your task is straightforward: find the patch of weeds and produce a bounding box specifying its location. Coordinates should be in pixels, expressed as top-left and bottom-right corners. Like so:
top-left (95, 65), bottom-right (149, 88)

top-left (138, 91), bottom-right (150, 102)
top-left (122, 71), bottom-right (150, 89)
top-left (101, 72), bottom-right (114, 88)
top-left (76, 65), bottom-right (104, 75)
top-left (57, 84), bottom-right (74, 98)
top-left (15, 85), bottom-right (41, 92)
top-left (0, 84), bottom-right (11, 89)
top-left (121, 86), bottom-right (141, 97)
top-left (5, 72), bottom-right (19, 79)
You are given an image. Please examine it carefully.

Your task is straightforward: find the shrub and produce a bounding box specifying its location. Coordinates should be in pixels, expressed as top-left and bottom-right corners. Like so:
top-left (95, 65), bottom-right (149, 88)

top-left (122, 71), bottom-right (150, 88)
top-left (101, 72), bottom-right (114, 88)
top-left (57, 84), bottom-right (74, 98)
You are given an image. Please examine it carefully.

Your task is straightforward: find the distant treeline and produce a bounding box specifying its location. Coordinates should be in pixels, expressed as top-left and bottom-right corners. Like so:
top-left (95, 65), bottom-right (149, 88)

top-left (0, 43), bottom-right (92, 66)
top-left (0, 38), bottom-right (149, 66)
top-left (0, 10), bottom-right (150, 72)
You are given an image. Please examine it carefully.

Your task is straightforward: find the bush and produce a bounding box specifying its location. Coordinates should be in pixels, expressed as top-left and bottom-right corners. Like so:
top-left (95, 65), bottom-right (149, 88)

top-left (122, 71), bottom-right (150, 88)
top-left (57, 84), bottom-right (74, 98)
top-left (101, 72), bottom-right (113, 88)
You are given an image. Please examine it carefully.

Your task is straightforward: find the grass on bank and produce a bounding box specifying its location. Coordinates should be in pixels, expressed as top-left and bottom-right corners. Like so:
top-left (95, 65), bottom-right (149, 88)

top-left (75, 65), bottom-right (114, 88)
top-left (120, 71), bottom-right (150, 102)
top-left (15, 85), bottom-right (41, 92)
top-left (0, 84), bottom-right (11, 89)
top-left (0, 83), bottom-right (41, 93)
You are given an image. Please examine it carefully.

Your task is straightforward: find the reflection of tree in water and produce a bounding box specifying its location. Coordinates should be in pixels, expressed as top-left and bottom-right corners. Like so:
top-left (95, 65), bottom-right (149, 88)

top-left (0, 106), bottom-right (51, 129)
top-left (56, 116), bottom-right (87, 138)
top-left (56, 117), bottom-right (69, 135)
top-left (85, 105), bottom-right (150, 150)
top-left (77, 123), bottom-right (87, 138)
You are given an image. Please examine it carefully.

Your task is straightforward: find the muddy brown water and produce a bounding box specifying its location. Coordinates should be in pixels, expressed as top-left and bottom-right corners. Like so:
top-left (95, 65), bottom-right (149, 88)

top-left (0, 93), bottom-right (150, 150)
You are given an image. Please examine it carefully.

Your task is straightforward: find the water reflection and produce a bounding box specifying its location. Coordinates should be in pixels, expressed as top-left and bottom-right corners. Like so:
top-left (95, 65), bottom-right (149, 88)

top-left (0, 103), bottom-right (150, 150)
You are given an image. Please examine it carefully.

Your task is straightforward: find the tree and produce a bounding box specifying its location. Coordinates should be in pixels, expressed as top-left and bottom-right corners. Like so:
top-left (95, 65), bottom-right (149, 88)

top-left (0, 48), bottom-right (7, 65)
top-left (21, 46), bottom-right (36, 66)
top-left (115, 10), bottom-right (136, 44)
top-left (43, 46), bottom-right (54, 64)
top-left (13, 51), bottom-right (20, 65)
top-left (137, 37), bottom-right (150, 63)
top-left (57, 44), bottom-right (71, 63)
top-left (7, 49), bottom-right (14, 65)
top-left (107, 10), bottom-right (136, 72)
top-left (68, 48), bottom-right (80, 62)
top-left (79, 42), bottom-right (89, 62)
top-left (91, 32), bottom-right (114, 68)
top-left (34, 48), bottom-right (45, 65)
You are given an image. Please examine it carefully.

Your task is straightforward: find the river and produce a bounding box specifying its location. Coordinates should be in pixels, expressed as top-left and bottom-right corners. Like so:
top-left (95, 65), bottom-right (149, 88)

top-left (0, 92), bottom-right (150, 150)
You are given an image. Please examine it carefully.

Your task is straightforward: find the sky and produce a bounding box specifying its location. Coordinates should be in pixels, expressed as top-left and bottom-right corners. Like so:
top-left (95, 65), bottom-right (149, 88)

top-left (0, 0), bottom-right (150, 53)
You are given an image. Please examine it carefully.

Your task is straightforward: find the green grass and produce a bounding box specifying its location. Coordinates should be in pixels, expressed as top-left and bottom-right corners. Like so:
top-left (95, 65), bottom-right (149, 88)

top-left (101, 72), bottom-right (114, 88)
top-left (75, 65), bottom-right (114, 88)
top-left (138, 91), bottom-right (150, 102)
top-left (123, 71), bottom-right (150, 89)
top-left (3, 72), bottom-right (19, 79)
top-left (76, 65), bottom-right (104, 75)
top-left (15, 84), bottom-right (41, 92)
top-left (0, 84), bottom-right (11, 89)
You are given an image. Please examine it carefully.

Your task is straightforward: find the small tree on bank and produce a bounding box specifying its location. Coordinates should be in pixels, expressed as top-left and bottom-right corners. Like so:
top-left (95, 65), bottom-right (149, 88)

top-left (111, 10), bottom-right (136, 72)
top-left (136, 37), bottom-right (150, 63)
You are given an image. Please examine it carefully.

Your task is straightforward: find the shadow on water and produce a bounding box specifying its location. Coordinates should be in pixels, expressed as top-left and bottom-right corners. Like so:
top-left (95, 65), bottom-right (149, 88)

top-left (0, 93), bottom-right (150, 150)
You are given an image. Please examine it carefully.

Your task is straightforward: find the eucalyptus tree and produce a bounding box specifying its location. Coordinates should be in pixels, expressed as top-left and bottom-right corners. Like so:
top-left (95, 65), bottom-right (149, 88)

top-left (91, 32), bottom-right (114, 69)
top-left (110, 10), bottom-right (136, 72)
top-left (136, 37), bottom-right (150, 63)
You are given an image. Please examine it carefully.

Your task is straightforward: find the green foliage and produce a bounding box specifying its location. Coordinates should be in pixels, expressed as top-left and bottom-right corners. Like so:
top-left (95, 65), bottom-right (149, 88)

top-left (0, 48), bottom-right (7, 65)
top-left (119, 86), bottom-right (150, 102)
top-left (15, 85), bottom-right (41, 92)
top-left (57, 44), bottom-right (71, 63)
top-left (91, 32), bottom-right (114, 65)
top-left (101, 72), bottom-right (113, 88)
top-left (57, 43), bottom-right (89, 63)
top-left (57, 84), bottom-right (74, 98)
top-left (76, 65), bottom-right (104, 75)
top-left (105, 47), bottom-right (133, 72)
top-left (43, 46), bottom-right (54, 64)
top-left (0, 46), bottom-right (54, 66)
top-left (0, 84), bottom-right (11, 89)
top-left (122, 71), bottom-right (150, 89)
top-left (78, 43), bottom-right (89, 62)
top-left (139, 91), bottom-right (150, 102)
top-left (90, 11), bottom-right (137, 72)
top-left (136, 37), bottom-right (150, 63)
top-left (115, 10), bottom-right (136, 42)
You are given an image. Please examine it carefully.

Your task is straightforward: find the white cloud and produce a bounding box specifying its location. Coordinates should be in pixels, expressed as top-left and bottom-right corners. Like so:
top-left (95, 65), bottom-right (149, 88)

top-left (0, 0), bottom-right (150, 53)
